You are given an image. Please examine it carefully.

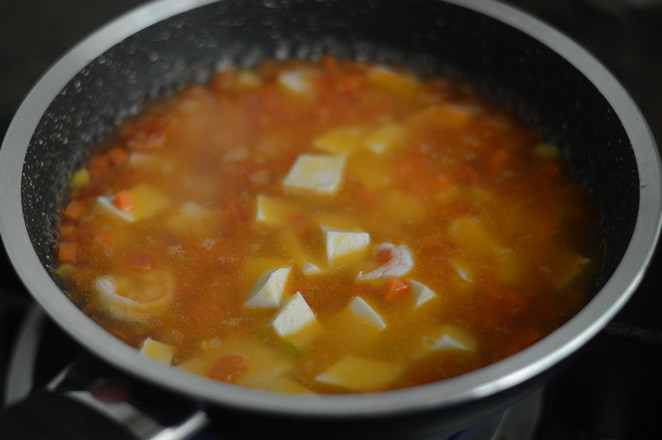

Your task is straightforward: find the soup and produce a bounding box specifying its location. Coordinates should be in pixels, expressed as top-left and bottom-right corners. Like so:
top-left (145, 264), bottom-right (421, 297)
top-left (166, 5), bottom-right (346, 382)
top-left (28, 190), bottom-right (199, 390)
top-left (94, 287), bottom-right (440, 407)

top-left (55, 57), bottom-right (599, 394)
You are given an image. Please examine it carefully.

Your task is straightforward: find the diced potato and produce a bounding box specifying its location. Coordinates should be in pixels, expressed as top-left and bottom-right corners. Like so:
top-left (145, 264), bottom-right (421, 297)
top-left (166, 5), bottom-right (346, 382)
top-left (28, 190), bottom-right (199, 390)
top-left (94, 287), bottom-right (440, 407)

top-left (348, 296), bottom-right (386, 330)
top-left (407, 104), bottom-right (473, 130)
top-left (383, 190), bottom-right (428, 224)
top-left (348, 153), bottom-right (392, 190)
top-left (367, 66), bottom-right (421, 97)
top-left (255, 195), bottom-right (300, 225)
top-left (409, 280), bottom-right (437, 308)
top-left (270, 291), bottom-right (317, 338)
top-left (313, 126), bottom-right (365, 155)
top-left (315, 356), bottom-right (401, 391)
top-left (323, 227), bottom-right (371, 264)
top-left (363, 122), bottom-right (406, 154)
top-left (97, 184), bottom-right (170, 223)
top-left (166, 202), bottom-right (217, 235)
top-left (495, 247), bottom-right (524, 285)
top-left (283, 154), bottom-right (347, 195)
top-left (237, 70), bottom-right (262, 88)
top-left (448, 216), bottom-right (498, 256)
top-left (139, 337), bottom-right (175, 364)
top-left (278, 229), bottom-right (308, 268)
top-left (244, 267), bottom-right (291, 309)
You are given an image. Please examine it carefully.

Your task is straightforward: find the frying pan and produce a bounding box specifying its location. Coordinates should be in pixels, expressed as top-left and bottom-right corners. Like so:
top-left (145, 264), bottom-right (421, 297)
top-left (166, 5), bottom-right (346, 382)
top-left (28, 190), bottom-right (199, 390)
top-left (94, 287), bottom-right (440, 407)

top-left (0, 0), bottom-right (660, 438)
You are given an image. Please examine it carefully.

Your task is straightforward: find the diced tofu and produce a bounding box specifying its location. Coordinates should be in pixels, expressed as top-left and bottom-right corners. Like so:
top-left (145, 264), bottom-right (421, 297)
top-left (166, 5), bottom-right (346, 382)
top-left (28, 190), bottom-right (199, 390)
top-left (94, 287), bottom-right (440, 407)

top-left (450, 259), bottom-right (473, 284)
top-left (282, 154), bottom-right (347, 195)
top-left (409, 280), bottom-right (437, 308)
top-left (302, 262), bottom-right (322, 276)
top-left (324, 227), bottom-right (371, 264)
top-left (270, 291), bottom-right (317, 338)
top-left (278, 70), bottom-right (311, 94)
top-left (244, 267), bottom-right (291, 309)
top-left (315, 356), bottom-right (401, 391)
top-left (97, 184), bottom-right (170, 222)
top-left (363, 122), bottom-right (405, 154)
top-left (313, 126), bottom-right (364, 155)
top-left (139, 337), bottom-right (175, 364)
top-left (427, 325), bottom-right (475, 352)
top-left (348, 296), bottom-right (386, 330)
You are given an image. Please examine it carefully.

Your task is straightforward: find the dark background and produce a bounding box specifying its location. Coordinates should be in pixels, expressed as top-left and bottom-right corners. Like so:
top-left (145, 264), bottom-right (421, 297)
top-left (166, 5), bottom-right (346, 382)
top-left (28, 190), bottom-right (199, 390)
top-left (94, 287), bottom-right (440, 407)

top-left (1, 1), bottom-right (662, 439)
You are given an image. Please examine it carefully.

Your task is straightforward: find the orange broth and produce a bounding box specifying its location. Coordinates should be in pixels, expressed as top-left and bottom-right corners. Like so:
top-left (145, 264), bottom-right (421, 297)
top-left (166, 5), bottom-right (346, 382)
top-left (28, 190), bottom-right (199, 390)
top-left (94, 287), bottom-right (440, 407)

top-left (55, 58), bottom-right (599, 394)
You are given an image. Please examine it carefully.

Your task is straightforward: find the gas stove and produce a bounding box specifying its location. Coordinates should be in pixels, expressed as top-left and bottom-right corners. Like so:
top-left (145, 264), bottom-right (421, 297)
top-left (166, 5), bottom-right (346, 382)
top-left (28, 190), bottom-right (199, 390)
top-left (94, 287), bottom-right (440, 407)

top-left (1, 1), bottom-right (662, 439)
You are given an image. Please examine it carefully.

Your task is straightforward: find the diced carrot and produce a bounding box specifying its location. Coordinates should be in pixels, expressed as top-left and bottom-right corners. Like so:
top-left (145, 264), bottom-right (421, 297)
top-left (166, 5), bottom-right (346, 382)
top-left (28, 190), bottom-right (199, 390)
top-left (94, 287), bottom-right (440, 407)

top-left (113, 190), bottom-right (134, 212)
top-left (384, 276), bottom-right (409, 300)
top-left (95, 229), bottom-right (115, 244)
top-left (107, 147), bottom-right (129, 166)
top-left (59, 223), bottom-right (76, 239)
top-left (208, 354), bottom-right (248, 383)
top-left (63, 200), bottom-right (85, 221)
top-left (57, 242), bottom-right (77, 262)
top-left (88, 155), bottom-right (111, 181)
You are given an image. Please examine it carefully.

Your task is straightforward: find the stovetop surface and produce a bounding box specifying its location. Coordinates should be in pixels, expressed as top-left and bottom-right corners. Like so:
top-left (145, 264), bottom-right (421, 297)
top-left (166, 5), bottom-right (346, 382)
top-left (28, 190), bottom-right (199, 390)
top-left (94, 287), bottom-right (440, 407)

top-left (1, 1), bottom-right (661, 439)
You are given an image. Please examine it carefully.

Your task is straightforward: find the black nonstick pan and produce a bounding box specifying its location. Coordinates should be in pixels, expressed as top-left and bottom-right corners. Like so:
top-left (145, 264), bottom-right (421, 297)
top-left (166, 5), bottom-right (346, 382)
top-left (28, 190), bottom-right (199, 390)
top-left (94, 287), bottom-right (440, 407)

top-left (0, 0), bottom-right (660, 438)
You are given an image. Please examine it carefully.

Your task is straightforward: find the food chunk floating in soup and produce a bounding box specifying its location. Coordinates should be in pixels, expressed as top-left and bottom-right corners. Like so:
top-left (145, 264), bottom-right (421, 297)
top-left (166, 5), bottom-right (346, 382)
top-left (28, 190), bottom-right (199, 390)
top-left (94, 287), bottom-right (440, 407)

top-left (55, 57), bottom-right (600, 394)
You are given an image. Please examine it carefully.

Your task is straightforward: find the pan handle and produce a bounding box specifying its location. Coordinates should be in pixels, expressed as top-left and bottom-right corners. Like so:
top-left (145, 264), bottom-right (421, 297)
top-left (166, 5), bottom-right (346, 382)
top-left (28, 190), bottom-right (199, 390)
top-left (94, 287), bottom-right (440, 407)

top-left (0, 356), bottom-right (209, 439)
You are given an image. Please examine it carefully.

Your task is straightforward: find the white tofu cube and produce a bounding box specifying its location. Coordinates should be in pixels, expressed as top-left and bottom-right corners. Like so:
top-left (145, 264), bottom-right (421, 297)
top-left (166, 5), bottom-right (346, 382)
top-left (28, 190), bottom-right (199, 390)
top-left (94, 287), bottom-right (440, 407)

top-left (409, 280), bottom-right (437, 308)
top-left (244, 267), bottom-right (291, 309)
top-left (283, 154), bottom-right (346, 195)
top-left (428, 326), bottom-right (475, 352)
top-left (324, 228), bottom-right (371, 263)
top-left (97, 196), bottom-right (135, 222)
top-left (269, 291), bottom-right (317, 338)
top-left (315, 356), bottom-right (401, 391)
top-left (278, 70), bottom-right (311, 94)
top-left (348, 296), bottom-right (386, 330)
top-left (302, 262), bottom-right (322, 276)
top-left (139, 337), bottom-right (175, 364)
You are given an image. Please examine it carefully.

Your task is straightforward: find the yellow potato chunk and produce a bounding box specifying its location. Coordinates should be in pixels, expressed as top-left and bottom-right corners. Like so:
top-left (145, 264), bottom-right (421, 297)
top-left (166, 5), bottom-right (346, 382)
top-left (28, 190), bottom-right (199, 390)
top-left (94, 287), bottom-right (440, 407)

top-left (313, 126), bottom-right (365, 155)
top-left (315, 356), bottom-right (401, 391)
top-left (139, 337), bottom-right (175, 364)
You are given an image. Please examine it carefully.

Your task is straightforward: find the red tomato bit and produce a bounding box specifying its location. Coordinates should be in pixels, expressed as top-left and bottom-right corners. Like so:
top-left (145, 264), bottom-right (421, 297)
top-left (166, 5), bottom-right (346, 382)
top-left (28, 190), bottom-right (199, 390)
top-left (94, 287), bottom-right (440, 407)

top-left (208, 354), bottom-right (249, 383)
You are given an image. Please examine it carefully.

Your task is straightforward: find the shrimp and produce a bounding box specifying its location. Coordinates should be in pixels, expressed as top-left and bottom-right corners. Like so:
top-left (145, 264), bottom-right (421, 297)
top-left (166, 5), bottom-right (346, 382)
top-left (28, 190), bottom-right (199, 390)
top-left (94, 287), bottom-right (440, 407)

top-left (357, 243), bottom-right (413, 281)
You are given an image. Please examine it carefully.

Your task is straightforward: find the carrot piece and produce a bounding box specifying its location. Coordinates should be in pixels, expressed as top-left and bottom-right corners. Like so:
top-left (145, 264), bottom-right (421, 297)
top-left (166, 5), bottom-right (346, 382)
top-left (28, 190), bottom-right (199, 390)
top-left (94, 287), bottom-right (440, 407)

top-left (113, 190), bottom-right (134, 212)
top-left (88, 155), bottom-right (111, 181)
top-left (384, 276), bottom-right (409, 300)
top-left (107, 147), bottom-right (129, 166)
top-left (59, 223), bottom-right (76, 239)
top-left (63, 200), bottom-right (85, 221)
top-left (57, 242), bottom-right (77, 262)
top-left (95, 229), bottom-right (115, 244)
top-left (208, 354), bottom-right (248, 383)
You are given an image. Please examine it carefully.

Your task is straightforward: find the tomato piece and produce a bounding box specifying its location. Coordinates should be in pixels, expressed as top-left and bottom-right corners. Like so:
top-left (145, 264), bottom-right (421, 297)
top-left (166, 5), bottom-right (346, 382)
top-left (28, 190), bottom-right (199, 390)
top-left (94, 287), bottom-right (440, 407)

top-left (208, 354), bottom-right (248, 383)
top-left (384, 276), bottom-right (409, 300)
